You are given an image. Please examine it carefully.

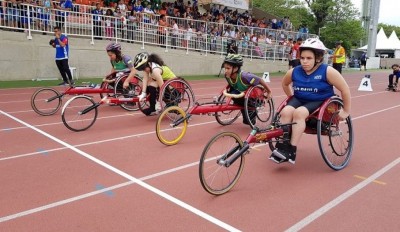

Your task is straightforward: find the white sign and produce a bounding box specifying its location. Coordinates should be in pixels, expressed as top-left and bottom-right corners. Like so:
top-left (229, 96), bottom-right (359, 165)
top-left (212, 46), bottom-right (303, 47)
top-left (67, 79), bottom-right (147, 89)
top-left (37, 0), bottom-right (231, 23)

top-left (212, 0), bottom-right (249, 10)
top-left (262, 72), bottom-right (270, 83)
top-left (358, 75), bottom-right (373, 91)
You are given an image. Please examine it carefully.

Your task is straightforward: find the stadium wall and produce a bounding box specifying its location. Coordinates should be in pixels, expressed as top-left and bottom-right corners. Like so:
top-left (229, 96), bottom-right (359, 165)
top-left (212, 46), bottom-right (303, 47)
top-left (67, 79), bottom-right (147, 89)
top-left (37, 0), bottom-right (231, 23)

top-left (0, 30), bottom-right (288, 81)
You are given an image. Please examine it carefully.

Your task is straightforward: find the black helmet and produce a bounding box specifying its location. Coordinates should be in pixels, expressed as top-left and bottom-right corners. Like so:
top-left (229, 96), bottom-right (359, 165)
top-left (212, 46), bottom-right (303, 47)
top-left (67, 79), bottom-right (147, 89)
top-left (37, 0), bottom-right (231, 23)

top-left (223, 53), bottom-right (243, 67)
top-left (133, 52), bottom-right (149, 71)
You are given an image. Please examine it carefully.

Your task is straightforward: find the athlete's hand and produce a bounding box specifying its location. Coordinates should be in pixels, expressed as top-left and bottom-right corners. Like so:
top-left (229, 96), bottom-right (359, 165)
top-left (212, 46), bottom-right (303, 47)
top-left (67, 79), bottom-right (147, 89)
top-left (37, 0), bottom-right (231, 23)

top-left (338, 109), bottom-right (349, 120)
top-left (263, 91), bottom-right (272, 100)
top-left (123, 81), bottom-right (130, 89)
top-left (138, 92), bottom-right (146, 101)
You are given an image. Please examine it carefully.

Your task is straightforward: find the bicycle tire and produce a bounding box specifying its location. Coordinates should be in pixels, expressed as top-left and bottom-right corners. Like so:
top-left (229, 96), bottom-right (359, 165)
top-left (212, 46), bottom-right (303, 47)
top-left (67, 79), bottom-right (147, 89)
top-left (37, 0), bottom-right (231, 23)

top-left (317, 99), bottom-right (354, 170)
top-left (214, 93), bottom-right (241, 125)
top-left (199, 132), bottom-right (245, 195)
top-left (61, 95), bottom-right (98, 132)
top-left (31, 88), bottom-right (63, 116)
top-left (244, 86), bottom-right (275, 130)
top-left (156, 106), bottom-right (188, 145)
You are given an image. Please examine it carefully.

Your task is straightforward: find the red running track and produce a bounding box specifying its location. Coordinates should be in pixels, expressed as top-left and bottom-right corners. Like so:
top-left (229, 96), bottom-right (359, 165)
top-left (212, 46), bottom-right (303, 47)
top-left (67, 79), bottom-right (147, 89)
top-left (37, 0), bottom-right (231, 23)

top-left (0, 70), bottom-right (399, 231)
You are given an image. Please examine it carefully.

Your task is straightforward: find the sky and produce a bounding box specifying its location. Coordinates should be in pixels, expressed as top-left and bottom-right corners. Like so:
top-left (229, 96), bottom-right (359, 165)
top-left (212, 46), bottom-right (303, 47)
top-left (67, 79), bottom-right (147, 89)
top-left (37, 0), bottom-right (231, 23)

top-left (351, 0), bottom-right (400, 26)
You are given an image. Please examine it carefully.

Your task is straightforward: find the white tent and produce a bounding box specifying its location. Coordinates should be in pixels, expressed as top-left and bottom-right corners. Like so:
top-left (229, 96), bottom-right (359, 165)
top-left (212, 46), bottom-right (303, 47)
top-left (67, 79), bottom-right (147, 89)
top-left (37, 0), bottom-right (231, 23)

top-left (388, 31), bottom-right (400, 49)
top-left (356, 27), bottom-right (400, 58)
top-left (358, 27), bottom-right (400, 50)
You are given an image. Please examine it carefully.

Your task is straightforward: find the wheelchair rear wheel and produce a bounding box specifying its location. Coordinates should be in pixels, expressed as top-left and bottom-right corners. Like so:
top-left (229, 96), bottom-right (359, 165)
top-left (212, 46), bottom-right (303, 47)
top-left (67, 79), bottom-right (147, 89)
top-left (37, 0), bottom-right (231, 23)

top-left (159, 78), bottom-right (195, 113)
top-left (244, 86), bottom-right (275, 130)
top-left (317, 99), bottom-right (354, 170)
top-left (214, 93), bottom-right (241, 125)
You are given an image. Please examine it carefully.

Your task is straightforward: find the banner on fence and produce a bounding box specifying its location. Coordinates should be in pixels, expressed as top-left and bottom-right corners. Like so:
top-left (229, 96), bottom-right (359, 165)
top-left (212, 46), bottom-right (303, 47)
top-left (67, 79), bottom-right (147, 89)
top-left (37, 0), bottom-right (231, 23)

top-left (212, 0), bottom-right (249, 10)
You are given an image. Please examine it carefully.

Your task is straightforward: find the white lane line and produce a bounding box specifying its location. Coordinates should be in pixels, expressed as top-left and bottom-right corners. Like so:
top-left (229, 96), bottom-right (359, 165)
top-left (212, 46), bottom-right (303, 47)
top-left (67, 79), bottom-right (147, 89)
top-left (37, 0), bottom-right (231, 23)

top-left (0, 110), bottom-right (240, 232)
top-left (3, 101), bottom-right (400, 162)
top-left (285, 157), bottom-right (400, 232)
top-left (0, 119), bottom-right (218, 161)
top-left (0, 143), bottom-right (266, 224)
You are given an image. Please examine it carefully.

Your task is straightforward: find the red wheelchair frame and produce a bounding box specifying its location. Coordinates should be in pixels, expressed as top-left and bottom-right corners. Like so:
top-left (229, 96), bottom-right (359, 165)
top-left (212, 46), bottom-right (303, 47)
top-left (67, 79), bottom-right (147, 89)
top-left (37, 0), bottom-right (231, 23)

top-left (138, 77), bottom-right (196, 114)
top-left (199, 95), bottom-right (354, 195)
top-left (155, 85), bottom-right (275, 146)
top-left (31, 71), bottom-right (142, 116)
top-left (59, 77), bottom-right (195, 132)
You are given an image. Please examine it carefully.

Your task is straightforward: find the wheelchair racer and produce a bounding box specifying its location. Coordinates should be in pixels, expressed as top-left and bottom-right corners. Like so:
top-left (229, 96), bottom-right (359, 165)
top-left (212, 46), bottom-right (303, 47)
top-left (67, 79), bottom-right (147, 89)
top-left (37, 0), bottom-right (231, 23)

top-left (123, 52), bottom-right (177, 116)
top-left (270, 38), bottom-right (351, 165)
top-left (222, 53), bottom-right (272, 125)
top-left (104, 42), bottom-right (137, 90)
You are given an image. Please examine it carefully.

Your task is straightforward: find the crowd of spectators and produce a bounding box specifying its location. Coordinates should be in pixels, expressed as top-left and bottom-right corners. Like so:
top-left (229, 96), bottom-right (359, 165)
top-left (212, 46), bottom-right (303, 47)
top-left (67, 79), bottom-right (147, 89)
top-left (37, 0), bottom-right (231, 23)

top-left (0, 0), bottom-right (311, 57)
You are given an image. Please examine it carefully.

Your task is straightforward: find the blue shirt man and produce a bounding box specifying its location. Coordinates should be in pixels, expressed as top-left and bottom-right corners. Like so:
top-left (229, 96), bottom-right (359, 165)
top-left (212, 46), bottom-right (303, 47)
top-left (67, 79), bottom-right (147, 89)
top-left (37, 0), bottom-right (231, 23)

top-left (52, 26), bottom-right (73, 85)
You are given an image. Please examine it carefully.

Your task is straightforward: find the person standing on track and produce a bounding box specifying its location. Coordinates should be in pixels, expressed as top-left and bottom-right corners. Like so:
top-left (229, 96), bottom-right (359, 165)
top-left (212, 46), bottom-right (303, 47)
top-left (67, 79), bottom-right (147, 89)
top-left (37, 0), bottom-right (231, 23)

top-left (331, 41), bottom-right (346, 74)
top-left (270, 38), bottom-right (351, 165)
top-left (49, 26), bottom-right (73, 86)
top-left (222, 53), bottom-right (272, 125)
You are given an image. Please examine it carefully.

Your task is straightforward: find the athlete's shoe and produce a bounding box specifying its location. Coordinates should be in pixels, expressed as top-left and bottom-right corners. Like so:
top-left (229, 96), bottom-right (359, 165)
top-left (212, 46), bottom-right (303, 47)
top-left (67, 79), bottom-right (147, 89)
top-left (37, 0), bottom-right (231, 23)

top-left (269, 142), bottom-right (296, 164)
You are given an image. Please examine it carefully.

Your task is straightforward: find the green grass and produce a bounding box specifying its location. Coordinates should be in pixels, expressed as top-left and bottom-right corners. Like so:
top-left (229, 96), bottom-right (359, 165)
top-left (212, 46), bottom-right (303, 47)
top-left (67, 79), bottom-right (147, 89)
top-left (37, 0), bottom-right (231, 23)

top-left (0, 72), bottom-right (285, 89)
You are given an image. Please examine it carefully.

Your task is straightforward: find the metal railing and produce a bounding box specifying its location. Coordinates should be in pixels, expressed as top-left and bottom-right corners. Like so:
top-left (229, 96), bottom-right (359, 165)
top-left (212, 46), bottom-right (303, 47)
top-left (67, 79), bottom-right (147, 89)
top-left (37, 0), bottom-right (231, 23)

top-left (0, 1), bottom-right (314, 61)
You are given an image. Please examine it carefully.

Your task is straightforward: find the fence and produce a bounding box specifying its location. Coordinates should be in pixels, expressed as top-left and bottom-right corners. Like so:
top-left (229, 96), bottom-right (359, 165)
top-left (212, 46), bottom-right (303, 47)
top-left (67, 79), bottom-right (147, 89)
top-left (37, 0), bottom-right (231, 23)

top-left (0, 0), bottom-right (314, 61)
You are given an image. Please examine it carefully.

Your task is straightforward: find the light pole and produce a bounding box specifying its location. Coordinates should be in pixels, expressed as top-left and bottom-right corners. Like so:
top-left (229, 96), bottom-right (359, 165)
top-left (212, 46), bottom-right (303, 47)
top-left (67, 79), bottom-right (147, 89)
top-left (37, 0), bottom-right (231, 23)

top-left (318, 26), bottom-right (326, 37)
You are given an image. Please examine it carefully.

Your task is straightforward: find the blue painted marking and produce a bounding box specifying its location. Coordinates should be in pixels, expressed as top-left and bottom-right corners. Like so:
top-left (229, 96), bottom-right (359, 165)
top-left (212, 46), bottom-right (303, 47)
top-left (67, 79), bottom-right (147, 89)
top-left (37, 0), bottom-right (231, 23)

top-left (95, 184), bottom-right (114, 197)
top-left (38, 148), bottom-right (49, 155)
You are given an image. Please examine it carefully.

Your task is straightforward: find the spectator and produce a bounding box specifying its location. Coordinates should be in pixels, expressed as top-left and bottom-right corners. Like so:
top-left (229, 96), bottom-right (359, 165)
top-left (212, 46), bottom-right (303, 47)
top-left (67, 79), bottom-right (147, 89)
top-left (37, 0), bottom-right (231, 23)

top-left (157, 14), bottom-right (168, 47)
top-left (127, 11), bottom-right (137, 42)
top-left (55, 0), bottom-right (73, 29)
top-left (133, 0), bottom-right (143, 13)
top-left (291, 37), bottom-right (302, 67)
top-left (38, 0), bottom-right (52, 34)
top-left (92, 3), bottom-right (103, 40)
top-left (171, 18), bottom-right (179, 49)
top-left (49, 26), bottom-right (73, 85)
top-left (117, 0), bottom-right (127, 15)
top-left (6, 0), bottom-right (19, 28)
top-left (104, 9), bottom-right (114, 40)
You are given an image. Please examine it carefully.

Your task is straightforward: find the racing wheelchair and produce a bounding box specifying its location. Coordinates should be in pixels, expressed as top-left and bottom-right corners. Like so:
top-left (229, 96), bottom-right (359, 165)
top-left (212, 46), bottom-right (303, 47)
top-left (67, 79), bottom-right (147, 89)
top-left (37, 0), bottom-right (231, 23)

top-left (199, 95), bottom-right (354, 195)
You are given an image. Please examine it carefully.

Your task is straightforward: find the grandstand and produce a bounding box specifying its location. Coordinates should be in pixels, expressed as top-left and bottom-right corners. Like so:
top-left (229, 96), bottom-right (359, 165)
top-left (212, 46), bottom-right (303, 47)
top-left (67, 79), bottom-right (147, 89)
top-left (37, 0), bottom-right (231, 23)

top-left (0, 0), bottom-right (315, 80)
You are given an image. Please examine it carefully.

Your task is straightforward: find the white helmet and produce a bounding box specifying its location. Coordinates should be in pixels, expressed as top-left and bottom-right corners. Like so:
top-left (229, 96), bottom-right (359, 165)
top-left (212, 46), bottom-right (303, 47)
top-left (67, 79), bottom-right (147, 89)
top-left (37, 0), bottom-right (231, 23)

top-left (299, 38), bottom-right (327, 52)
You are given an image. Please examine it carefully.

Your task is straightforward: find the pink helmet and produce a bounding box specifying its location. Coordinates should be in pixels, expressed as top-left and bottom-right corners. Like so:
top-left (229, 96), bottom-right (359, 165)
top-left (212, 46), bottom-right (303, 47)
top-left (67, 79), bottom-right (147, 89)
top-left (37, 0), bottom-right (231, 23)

top-left (299, 38), bottom-right (327, 52)
top-left (106, 42), bottom-right (121, 52)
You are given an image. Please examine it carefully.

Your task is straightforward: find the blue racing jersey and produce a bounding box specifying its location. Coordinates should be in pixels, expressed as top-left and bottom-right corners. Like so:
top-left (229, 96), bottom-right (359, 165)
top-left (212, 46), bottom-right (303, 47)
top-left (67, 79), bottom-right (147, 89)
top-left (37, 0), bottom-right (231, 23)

top-left (292, 63), bottom-right (334, 101)
top-left (55, 34), bottom-right (69, 60)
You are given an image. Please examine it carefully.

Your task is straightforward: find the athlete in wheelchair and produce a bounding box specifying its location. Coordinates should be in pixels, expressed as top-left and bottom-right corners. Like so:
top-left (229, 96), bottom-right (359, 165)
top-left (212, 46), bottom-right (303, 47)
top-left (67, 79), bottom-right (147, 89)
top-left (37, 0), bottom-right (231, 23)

top-left (270, 38), bottom-right (351, 164)
top-left (104, 42), bottom-right (137, 93)
top-left (123, 52), bottom-right (182, 116)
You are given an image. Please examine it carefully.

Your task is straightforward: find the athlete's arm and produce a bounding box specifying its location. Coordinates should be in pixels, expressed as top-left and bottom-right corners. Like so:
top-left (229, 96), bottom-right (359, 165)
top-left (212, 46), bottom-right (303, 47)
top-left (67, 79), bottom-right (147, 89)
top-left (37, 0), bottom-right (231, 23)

top-left (326, 66), bottom-right (351, 119)
top-left (281, 69), bottom-right (294, 97)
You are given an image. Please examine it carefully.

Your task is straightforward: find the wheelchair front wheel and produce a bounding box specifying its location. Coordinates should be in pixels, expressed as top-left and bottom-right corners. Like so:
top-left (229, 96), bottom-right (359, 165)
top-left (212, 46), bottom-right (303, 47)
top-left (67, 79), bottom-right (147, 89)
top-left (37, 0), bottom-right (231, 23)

top-left (199, 132), bottom-right (245, 195)
top-left (61, 96), bottom-right (98, 132)
top-left (31, 88), bottom-right (63, 116)
top-left (156, 106), bottom-right (188, 146)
